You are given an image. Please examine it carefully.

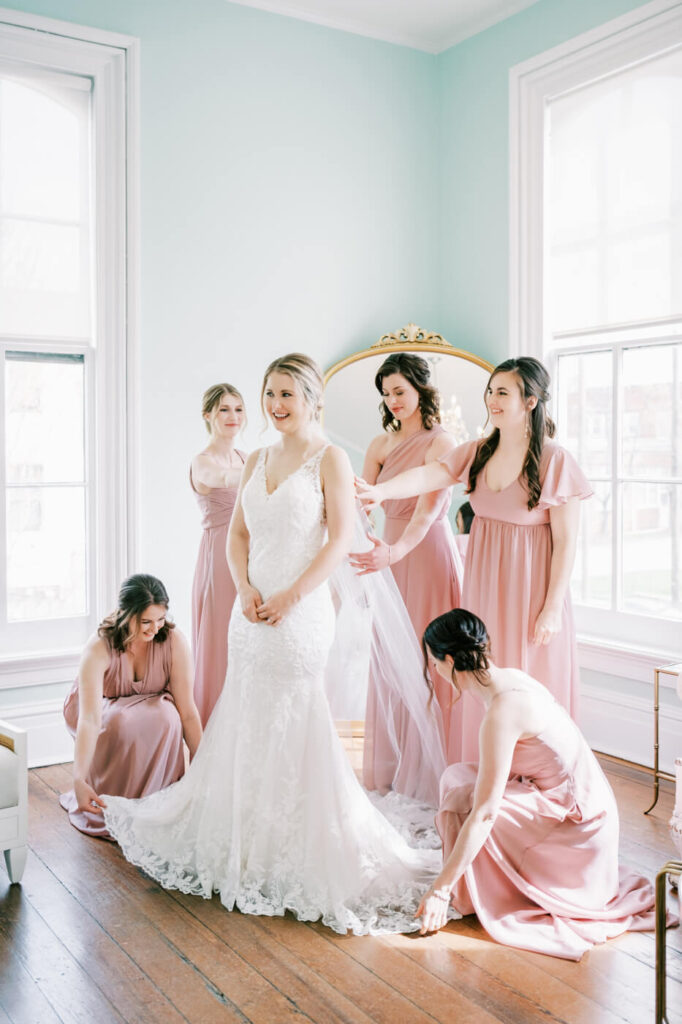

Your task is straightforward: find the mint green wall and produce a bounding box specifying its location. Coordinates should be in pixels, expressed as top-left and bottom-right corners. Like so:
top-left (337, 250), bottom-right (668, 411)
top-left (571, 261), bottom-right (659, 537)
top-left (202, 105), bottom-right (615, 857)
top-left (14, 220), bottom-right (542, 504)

top-left (4, 0), bottom-right (439, 638)
top-left (436, 0), bottom-right (650, 366)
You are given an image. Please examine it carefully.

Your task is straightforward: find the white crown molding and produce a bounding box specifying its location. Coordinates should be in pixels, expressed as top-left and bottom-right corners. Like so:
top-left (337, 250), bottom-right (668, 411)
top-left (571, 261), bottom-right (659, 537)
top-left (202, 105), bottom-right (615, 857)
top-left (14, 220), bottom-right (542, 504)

top-left (226, 0), bottom-right (440, 52)
top-left (226, 0), bottom-right (540, 55)
top-left (436, 0), bottom-right (542, 53)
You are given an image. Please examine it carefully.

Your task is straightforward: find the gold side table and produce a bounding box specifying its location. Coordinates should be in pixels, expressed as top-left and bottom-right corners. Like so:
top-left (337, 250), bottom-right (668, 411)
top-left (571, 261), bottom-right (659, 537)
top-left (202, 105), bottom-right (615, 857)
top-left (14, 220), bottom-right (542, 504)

top-left (656, 859), bottom-right (681, 1024)
top-left (645, 663), bottom-right (682, 816)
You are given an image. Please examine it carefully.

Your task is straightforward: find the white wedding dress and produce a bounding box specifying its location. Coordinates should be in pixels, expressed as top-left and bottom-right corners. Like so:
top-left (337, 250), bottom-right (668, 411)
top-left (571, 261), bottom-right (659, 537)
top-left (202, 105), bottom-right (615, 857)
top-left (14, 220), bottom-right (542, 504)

top-left (104, 446), bottom-right (443, 934)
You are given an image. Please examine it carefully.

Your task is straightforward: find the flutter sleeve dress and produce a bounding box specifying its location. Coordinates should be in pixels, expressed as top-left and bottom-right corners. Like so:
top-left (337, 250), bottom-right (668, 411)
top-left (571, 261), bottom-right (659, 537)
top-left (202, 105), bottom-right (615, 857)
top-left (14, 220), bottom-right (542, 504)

top-left (59, 634), bottom-right (185, 838)
top-left (363, 426), bottom-right (464, 791)
top-left (440, 440), bottom-right (592, 760)
top-left (436, 701), bottom-right (665, 960)
top-left (190, 451), bottom-right (245, 727)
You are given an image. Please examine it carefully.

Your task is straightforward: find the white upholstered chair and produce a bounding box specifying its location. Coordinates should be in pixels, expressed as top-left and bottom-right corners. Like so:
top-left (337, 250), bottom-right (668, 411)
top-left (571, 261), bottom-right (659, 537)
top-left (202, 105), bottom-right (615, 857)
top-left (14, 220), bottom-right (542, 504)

top-left (0, 720), bottom-right (28, 884)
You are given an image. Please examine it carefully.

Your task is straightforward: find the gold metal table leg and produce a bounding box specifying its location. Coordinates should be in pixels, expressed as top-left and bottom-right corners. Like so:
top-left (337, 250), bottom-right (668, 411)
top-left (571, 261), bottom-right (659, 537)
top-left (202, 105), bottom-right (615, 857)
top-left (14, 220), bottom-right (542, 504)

top-left (656, 859), bottom-right (682, 1024)
top-left (646, 669), bottom-right (662, 815)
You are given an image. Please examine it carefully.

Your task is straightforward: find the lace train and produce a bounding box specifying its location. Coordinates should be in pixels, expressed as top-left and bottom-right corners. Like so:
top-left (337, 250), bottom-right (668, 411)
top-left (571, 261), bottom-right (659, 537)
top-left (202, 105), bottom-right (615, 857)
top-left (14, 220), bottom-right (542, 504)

top-left (104, 447), bottom-right (452, 934)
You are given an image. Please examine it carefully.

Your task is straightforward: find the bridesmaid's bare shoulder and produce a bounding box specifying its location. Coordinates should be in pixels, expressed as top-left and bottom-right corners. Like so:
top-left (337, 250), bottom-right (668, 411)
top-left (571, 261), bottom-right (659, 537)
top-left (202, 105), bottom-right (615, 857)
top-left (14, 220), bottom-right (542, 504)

top-left (424, 429), bottom-right (458, 462)
top-left (80, 633), bottom-right (110, 671)
top-left (366, 432), bottom-right (392, 461)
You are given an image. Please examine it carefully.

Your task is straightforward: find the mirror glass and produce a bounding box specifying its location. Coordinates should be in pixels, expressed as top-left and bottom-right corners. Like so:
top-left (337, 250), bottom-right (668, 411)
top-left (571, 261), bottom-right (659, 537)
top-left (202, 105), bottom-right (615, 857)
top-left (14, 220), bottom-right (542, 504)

top-left (324, 330), bottom-right (493, 531)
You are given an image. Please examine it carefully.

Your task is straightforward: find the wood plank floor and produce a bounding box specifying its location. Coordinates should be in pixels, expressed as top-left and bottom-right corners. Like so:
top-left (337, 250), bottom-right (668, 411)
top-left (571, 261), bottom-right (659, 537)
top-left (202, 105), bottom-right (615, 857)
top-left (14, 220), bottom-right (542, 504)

top-left (1, 756), bottom-right (680, 1023)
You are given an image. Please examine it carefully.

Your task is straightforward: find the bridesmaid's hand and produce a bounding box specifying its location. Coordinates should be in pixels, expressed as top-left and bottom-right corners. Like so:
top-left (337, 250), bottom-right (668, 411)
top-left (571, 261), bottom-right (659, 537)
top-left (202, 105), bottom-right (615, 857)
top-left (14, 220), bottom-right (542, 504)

top-left (416, 886), bottom-right (451, 934)
top-left (532, 605), bottom-right (562, 646)
top-left (256, 589), bottom-right (298, 626)
top-left (74, 778), bottom-right (106, 815)
top-left (354, 476), bottom-right (384, 511)
top-left (349, 534), bottom-right (391, 575)
top-left (239, 584), bottom-right (263, 623)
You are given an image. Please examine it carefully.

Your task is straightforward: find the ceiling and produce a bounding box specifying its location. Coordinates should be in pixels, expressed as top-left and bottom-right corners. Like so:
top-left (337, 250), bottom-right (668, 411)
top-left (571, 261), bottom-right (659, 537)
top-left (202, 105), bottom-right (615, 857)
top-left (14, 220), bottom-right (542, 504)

top-left (228, 0), bottom-right (541, 53)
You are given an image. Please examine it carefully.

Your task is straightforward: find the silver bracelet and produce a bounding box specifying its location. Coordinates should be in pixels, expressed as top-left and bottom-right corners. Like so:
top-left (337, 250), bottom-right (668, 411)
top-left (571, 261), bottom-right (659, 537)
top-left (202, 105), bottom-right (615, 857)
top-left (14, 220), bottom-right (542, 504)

top-left (427, 886), bottom-right (451, 903)
top-left (387, 544), bottom-right (392, 566)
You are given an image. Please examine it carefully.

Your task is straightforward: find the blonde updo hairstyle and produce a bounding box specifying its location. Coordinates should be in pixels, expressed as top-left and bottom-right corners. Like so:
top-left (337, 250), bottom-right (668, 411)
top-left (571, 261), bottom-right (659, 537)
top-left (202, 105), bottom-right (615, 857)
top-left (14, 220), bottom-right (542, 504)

top-left (261, 353), bottom-right (324, 423)
top-left (202, 382), bottom-right (246, 435)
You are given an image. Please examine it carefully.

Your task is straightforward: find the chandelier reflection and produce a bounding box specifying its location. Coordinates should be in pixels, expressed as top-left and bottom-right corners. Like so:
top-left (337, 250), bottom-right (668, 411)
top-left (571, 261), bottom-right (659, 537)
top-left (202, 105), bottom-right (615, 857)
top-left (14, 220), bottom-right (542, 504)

top-left (441, 393), bottom-right (470, 444)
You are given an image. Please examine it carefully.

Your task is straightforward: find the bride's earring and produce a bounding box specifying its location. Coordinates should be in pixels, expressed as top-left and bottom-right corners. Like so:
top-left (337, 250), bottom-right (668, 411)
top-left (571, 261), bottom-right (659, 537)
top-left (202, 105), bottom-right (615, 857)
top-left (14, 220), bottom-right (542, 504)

top-left (525, 409), bottom-right (531, 438)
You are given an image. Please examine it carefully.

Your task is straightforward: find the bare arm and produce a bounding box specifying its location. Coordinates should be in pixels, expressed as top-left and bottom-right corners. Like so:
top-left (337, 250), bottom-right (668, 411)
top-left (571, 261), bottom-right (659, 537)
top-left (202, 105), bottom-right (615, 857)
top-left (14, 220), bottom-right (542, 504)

top-left (533, 497), bottom-right (580, 645)
top-left (418, 698), bottom-right (523, 932)
top-left (227, 450), bottom-right (262, 623)
top-left (351, 433), bottom-right (456, 573)
top-left (361, 435), bottom-right (386, 487)
top-left (72, 636), bottom-right (110, 813)
top-left (167, 629), bottom-right (202, 759)
top-left (356, 459), bottom-right (454, 509)
top-left (256, 446), bottom-right (355, 624)
top-left (191, 453), bottom-right (242, 493)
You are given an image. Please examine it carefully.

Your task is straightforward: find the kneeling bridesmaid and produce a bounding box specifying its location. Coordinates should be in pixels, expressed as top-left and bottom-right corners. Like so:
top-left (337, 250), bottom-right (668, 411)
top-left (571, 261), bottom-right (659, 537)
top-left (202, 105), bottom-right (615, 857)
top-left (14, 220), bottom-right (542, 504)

top-left (417, 609), bottom-right (672, 959)
top-left (60, 574), bottom-right (202, 838)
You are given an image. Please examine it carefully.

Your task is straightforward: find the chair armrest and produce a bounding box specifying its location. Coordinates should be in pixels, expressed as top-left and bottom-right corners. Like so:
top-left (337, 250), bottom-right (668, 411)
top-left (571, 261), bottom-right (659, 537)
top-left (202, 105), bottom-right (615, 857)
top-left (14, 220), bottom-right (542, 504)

top-left (0, 720), bottom-right (27, 768)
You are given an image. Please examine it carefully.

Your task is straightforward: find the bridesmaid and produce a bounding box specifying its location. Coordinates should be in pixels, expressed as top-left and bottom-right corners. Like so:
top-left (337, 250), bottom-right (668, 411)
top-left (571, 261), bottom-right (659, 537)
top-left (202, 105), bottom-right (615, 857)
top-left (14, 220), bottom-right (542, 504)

top-left (349, 353), bottom-right (464, 770)
top-left (417, 610), bottom-right (664, 958)
top-left (190, 383), bottom-right (247, 726)
top-left (356, 357), bottom-right (591, 761)
top-left (60, 574), bottom-right (201, 838)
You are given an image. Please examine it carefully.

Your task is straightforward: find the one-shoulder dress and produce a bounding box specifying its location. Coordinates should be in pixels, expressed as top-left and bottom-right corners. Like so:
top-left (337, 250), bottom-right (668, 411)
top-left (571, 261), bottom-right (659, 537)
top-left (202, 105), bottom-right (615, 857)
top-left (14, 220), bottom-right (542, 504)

top-left (364, 427), bottom-right (464, 791)
top-left (190, 452), bottom-right (245, 726)
top-left (60, 635), bottom-right (184, 838)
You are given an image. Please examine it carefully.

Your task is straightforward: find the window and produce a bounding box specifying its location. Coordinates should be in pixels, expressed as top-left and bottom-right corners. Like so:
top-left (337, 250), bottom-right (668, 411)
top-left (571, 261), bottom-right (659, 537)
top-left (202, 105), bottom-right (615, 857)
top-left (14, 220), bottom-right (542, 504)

top-left (511, 1), bottom-right (682, 654)
top-left (0, 17), bottom-right (136, 668)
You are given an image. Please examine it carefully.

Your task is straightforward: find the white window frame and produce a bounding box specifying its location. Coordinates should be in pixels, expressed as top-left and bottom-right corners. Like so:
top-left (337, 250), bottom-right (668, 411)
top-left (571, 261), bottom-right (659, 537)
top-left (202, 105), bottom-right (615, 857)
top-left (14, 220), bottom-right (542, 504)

top-left (509, 0), bottom-right (682, 666)
top-left (0, 9), bottom-right (139, 690)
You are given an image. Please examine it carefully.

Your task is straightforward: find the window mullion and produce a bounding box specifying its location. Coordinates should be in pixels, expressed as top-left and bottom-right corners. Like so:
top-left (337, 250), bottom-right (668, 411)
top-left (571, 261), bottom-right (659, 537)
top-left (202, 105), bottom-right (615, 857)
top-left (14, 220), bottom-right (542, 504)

top-left (612, 346), bottom-right (622, 614)
top-left (0, 342), bottom-right (7, 635)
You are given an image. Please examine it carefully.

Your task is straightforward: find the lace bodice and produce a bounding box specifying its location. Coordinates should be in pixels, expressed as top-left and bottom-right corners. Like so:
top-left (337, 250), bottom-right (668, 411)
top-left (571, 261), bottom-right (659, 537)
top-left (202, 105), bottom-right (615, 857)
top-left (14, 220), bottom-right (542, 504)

top-left (243, 446), bottom-right (328, 596)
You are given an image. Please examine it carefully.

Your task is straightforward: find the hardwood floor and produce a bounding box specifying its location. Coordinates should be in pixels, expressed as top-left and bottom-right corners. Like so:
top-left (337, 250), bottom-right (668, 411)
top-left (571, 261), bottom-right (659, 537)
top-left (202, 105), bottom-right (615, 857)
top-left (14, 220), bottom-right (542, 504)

top-left (1, 757), bottom-right (680, 1023)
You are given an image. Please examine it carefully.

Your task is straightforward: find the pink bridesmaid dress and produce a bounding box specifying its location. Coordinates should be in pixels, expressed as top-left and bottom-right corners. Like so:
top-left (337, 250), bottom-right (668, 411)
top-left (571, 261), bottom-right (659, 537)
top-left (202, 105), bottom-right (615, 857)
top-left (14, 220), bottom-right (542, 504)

top-left (363, 426), bottom-right (464, 793)
top-left (437, 702), bottom-right (662, 960)
top-left (440, 439), bottom-right (592, 760)
top-left (190, 453), bottom-right (245, 727)
top-left (60, 635), bottom-right (184, 838)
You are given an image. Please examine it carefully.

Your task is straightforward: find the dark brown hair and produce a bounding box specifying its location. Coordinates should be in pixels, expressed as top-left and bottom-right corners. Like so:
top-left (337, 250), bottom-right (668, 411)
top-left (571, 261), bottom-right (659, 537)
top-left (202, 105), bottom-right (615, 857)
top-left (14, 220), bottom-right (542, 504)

top-left (374, 353), bottom-right (441, 433)
top-left (422, 609), bottom-right (491, 703)
top-left (467, 357), bottom-right (556, 510)
top-left (98, 574), bottom-right (175, 653)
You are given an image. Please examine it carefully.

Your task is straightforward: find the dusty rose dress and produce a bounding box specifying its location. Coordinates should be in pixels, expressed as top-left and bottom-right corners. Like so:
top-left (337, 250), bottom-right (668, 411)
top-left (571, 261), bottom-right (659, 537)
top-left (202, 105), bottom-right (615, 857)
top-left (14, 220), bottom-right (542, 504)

top-left (363, 427), bottom-right (464, 792)
top-left (437, 699), bottom-right (662, 960)
top-left (60, 635), bottom-right (184, 838)
top-left (440, 440), bottom-right (591, 760)
top-left (190, 452), bottom-right (245, 727)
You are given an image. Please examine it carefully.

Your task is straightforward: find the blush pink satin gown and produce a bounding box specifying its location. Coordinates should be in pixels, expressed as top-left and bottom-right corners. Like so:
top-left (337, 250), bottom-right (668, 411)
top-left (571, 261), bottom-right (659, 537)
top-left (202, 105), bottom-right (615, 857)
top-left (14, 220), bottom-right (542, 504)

top-left (440, 440), bottom-right (592, 760)
top-left (363, 427), bottom-right (464, 794)
top-left (190, 453), bottom-right (245, 727)
top-left (60, 635), bottom-right (185, 838)
top-left (437, 701), bottom-right (663, 960)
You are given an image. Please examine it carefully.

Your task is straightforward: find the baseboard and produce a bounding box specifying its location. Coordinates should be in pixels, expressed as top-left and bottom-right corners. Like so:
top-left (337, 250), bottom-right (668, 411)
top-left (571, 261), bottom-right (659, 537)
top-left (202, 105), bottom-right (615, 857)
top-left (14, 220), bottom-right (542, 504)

top-left (0, 699), bottom-right (73, 768)
top-left (580, 683), bottom-right (680, 775)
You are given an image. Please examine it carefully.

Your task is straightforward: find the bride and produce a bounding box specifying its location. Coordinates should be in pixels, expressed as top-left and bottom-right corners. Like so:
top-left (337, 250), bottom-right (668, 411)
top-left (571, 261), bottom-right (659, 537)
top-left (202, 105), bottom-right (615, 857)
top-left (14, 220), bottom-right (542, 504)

top-left (103, 353), bottom-right (449, 935)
